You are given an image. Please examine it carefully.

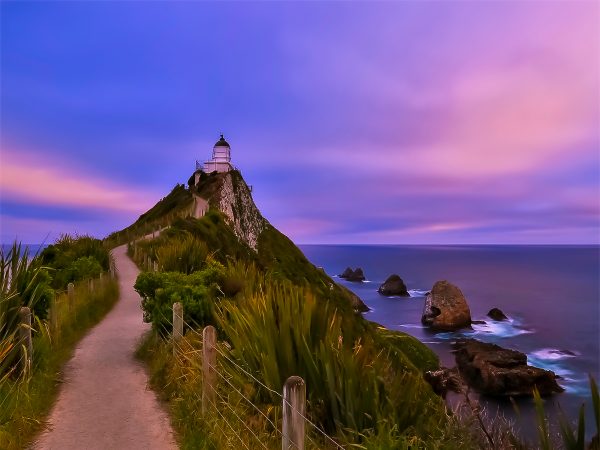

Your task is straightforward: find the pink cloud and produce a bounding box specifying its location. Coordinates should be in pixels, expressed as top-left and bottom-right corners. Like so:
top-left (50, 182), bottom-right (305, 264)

top-left (0, 147), bottom-right (157, 213)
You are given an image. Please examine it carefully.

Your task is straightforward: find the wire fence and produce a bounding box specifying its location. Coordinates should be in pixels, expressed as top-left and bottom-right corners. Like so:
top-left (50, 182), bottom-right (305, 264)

top-left (167, 307), bottom-right (344, 450)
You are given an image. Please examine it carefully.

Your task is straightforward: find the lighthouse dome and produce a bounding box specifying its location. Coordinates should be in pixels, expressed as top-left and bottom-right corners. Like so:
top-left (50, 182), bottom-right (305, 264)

top-left (214, 134), bottom-right (230, 148)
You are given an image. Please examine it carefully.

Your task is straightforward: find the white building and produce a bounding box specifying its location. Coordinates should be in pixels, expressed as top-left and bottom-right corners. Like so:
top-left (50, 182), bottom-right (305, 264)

top-left (202, 134), bottom-right (233, 173)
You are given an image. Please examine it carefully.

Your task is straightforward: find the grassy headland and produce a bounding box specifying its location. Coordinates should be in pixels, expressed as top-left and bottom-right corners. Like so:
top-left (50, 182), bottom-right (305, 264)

top-left (127, 171), bottom-right (599, 449)
top-left (122, 171), bottom-right (464, 447)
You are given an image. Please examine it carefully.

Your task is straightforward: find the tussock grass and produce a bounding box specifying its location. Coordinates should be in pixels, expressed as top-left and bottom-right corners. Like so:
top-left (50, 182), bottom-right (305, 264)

top-left (216, 280), bottom-right (443, 437)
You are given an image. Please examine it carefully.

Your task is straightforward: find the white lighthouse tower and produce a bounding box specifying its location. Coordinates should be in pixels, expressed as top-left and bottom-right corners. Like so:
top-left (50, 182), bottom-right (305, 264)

top-left (203, 134), bottom-right (233, 173)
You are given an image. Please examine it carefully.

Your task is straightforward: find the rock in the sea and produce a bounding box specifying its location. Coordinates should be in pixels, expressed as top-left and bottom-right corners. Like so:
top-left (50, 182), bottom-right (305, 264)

top-left (454, 339), bottom-right (564, 396)
top-left (421, 280), bottom-right (472, 331)
top-left (424, 366), bottom-right (464, 398)
top-left (339, 267), bottom-right (366, 282)
top-left (347, 268), bottom-right (365, 282)
top-left (339, 267), bottom-right (354, 278)
top-left (378, 274), bottom-right (409, 296)
top-left (487, 307), bottom-right (508, 321)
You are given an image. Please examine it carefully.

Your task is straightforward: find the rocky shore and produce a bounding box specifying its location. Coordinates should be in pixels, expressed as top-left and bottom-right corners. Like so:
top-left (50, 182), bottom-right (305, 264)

top-left (335, 266), bottom-right (566, 398)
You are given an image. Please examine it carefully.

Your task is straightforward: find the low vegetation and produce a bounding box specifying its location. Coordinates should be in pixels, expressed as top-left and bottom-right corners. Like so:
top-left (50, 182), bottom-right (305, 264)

top-left (132, 218), bottom-right (467, 447)
top-left (0, 238), bottom-right (119, 449)
top-left (39, 234), bottom-right (111, 289)
top-left (105, 184), bottom-right (193, 248)
top-left (131, 196), bottom-right (600, 449)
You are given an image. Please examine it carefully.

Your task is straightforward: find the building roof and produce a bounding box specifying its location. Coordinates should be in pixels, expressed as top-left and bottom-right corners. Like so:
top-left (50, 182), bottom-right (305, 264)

top-left (214, 134), bottom-right (230, 148)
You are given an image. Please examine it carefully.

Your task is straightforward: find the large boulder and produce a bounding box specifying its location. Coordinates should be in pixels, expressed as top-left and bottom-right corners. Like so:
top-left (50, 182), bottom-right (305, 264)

top-left (378, 274), bottom-right (409, 296)
top-left (454, 339), bottom-right (564, 396)
top-left (421, 280), bottom-right (471, 331)
top-left (487, 307), bottom-right (508, 321)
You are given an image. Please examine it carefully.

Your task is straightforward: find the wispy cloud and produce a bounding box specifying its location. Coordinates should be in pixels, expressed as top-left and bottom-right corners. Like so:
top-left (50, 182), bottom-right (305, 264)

top-left (0, 147), bottom-right (157, 213)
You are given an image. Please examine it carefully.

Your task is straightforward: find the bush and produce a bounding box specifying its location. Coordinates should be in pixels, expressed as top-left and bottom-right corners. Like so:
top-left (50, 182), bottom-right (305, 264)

top-left (39, 235), bottom-right (109, 289)
top-left (134, 261), bottom-right (226, 334)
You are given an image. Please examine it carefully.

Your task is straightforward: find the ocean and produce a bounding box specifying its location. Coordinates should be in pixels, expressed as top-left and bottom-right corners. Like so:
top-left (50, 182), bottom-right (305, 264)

top-left (300, 244), bottom-right (600, 440)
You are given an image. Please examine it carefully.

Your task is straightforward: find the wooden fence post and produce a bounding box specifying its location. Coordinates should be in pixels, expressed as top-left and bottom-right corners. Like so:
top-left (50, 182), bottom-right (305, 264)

top-left (67, 282), bottom-right (75, 312)
top-left (19, 307), bottom-right (33, 376)
top-left (202, 325), bottom-right (217, 416)
top-left (172, 302), bottom-right (183, 356)
top-left (282, 376), bottom-right (306, 450)
top-left (49, 293), bottom-right (58, 334)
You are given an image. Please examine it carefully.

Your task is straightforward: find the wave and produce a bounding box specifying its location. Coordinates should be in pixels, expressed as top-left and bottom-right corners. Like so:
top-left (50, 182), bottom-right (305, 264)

top-left (424, 318), bottom-right (534, 341)
top-left (398, 324), bottom-right (426, 329)
top-left (527, 348), bottom-right (589, 395)
top-left (408, 289), bottom-right (429, 297)
top-left (530, 348), bottom-right (579, 361)
top-left (471, 319), bottom-right (534, 338)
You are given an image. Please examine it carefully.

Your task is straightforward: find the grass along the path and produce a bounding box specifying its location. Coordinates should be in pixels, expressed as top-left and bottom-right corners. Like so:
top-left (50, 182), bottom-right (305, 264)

top-left (0, 276), bottom-right (119, 450)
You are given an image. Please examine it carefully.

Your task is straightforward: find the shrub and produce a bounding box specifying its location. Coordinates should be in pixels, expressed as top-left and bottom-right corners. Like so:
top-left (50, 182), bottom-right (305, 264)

top-left (134, 261), bottom-right (226, 334)
top-left (68, 256), bottom-right (103, 281)
top-left (39, 235), bottom-right (109, 289)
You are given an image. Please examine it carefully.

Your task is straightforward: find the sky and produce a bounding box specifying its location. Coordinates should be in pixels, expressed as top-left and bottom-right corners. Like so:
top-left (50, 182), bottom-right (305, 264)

top-left (1, 1), bottom-right (599, 245)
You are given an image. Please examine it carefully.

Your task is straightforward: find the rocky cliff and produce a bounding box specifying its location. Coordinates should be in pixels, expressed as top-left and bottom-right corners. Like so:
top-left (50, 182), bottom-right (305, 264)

top-left (191, 170), bottom-right (266, 251)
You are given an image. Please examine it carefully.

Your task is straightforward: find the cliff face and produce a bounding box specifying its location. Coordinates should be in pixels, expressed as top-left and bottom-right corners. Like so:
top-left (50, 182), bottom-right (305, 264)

top-left (193, 170), bottom-right (267, 251)
top-left (191, 170), bottom-right (368, 312)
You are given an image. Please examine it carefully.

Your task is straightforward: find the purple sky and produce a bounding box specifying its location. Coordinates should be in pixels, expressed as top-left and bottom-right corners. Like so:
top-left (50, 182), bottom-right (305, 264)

top-left (1, 1), bottom-right (599, 244)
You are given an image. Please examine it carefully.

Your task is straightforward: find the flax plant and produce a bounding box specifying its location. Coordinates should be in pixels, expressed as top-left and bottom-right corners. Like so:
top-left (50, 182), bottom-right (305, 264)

top-left (0, 242), bottom-right (51, 380)
top-left (216, 280), bottom-right (445, 438)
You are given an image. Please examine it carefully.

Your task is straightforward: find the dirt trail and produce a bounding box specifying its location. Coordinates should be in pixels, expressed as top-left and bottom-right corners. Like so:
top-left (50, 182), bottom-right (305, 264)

top-left (33, 245), bottom-right (177, 450)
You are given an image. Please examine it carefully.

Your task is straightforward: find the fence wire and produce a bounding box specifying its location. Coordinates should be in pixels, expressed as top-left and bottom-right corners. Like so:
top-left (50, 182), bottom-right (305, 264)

top-left (173, 314), bottom-right (344, 449)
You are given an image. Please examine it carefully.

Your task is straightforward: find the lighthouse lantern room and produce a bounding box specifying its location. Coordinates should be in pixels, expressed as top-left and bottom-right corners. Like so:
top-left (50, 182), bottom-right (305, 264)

top-left (202, 134), bottom-right (233, 174)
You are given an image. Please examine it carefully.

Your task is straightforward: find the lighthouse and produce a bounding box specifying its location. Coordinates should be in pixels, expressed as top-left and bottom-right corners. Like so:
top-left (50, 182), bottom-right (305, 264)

top-left (202, 134), bottom-right (233, 173)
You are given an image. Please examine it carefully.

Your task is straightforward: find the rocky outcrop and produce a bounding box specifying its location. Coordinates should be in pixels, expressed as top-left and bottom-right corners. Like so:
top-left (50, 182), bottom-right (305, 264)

top-left (339, 267), bottom-right (354, 278)
top-left (421, 280), bottom-right (471, 331)
top-left (487, 308), bottom-right (508, 321)
top-left (196, 171), bottom-right (267, 251)
top-left (378, 274), bottom-right (409, 296)
top-left (339, 267), bottom-right (365, 282)
top-left (340, 286), bottom-right (370, 312)
top-left (454, 339), bottom-right (564, 397)
top-left (424, 367), bottom-right (464, 398)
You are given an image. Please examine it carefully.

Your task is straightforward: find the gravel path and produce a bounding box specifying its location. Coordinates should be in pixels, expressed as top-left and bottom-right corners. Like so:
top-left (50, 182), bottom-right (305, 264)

top-left (33, 245), bottom-right (177, 450)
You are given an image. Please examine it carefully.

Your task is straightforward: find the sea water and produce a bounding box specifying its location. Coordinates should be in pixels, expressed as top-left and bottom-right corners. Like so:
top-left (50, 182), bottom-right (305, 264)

top-left (300, 244), bottom-right (600, 441)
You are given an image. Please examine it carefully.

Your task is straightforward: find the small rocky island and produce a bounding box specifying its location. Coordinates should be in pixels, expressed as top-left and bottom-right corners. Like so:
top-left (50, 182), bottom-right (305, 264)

top-left (338, 267), bottom-right (366, 282)
top-left (421, 280), bottom-right (472, 331)
top-left (377, 274), bottom-right (409, 296)
top-left (487, 307), bottom-right (508, 321)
